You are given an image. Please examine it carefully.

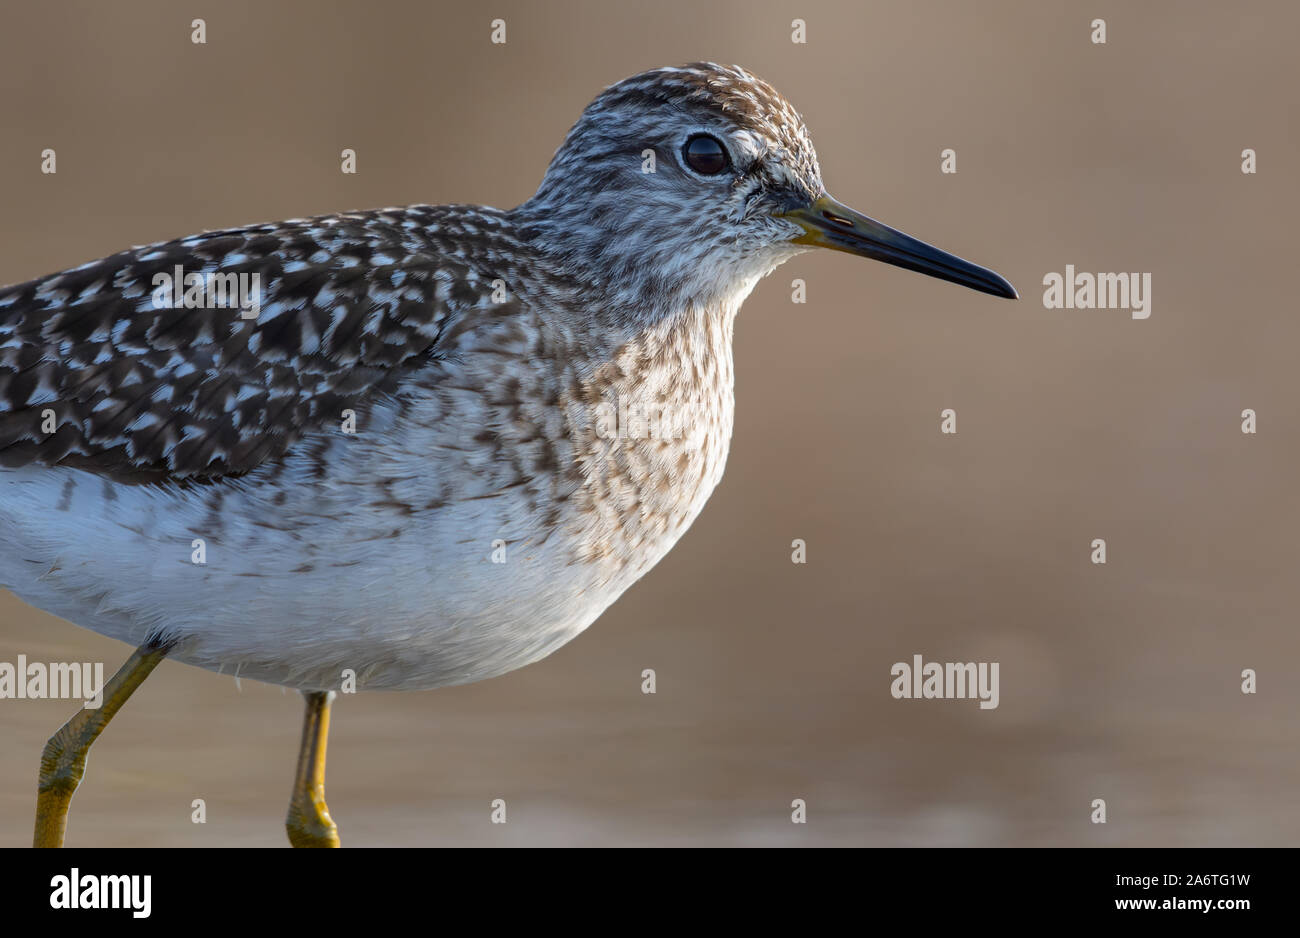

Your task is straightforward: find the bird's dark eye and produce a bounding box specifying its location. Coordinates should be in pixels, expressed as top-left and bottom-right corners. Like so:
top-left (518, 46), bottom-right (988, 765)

top-left (682, 135), bottom-right (730, 176)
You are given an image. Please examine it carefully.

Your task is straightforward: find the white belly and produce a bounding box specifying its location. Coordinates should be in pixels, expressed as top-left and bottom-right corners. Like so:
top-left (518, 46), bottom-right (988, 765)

top-left (0, 382), bottom-right (733, 691)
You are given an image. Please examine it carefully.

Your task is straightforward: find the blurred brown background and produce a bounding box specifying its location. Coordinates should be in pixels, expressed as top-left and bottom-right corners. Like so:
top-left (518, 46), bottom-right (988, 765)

top-left (1, 0), bottom-right (1297, 846)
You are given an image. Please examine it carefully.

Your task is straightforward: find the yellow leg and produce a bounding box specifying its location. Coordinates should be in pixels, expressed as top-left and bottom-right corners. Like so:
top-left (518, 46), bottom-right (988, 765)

top-left (285, 690), bottom-right (340, 848)
top-left (33, 639), bottom-right (172, 848)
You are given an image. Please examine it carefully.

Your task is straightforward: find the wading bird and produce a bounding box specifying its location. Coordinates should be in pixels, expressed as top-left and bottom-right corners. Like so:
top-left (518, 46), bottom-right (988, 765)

top-left (0, 63), bottom-right (1015, 847)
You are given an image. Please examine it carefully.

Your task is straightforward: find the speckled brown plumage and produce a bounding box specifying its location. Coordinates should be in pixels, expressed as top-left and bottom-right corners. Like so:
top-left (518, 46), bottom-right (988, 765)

top-left (0, 206), bottom-right (522, 482)
top-left (0, 63), bottom-right (843, 691)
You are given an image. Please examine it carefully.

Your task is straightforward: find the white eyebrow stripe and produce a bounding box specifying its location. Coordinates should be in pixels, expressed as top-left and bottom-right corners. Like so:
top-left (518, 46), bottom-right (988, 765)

top-left (728, 129), bottom-right (766, 166)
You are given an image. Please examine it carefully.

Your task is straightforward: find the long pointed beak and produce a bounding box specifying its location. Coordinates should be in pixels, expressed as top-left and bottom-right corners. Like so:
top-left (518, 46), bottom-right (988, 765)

top-left (779, 193), bottom-right (1018, 299)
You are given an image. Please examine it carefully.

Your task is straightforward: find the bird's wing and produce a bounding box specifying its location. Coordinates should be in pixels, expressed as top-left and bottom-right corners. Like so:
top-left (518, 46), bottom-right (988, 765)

top-left (0, 206), bottom-right (495, 483)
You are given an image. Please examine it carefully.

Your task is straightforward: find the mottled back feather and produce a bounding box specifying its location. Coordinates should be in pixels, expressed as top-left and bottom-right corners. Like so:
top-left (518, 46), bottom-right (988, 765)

top-left (0, 205), bottom-right (506, 482)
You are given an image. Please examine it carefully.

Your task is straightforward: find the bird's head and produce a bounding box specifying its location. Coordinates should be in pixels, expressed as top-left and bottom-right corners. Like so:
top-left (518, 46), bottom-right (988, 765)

top-left (516, 63), bottom-right (1015, 320)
